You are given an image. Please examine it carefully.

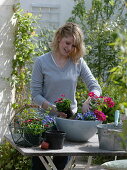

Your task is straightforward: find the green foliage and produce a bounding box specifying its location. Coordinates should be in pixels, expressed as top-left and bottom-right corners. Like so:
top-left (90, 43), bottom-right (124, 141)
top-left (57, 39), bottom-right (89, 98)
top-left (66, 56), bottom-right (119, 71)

top-left (76, 78), bottom-right (120, 123)
top-left (23, 122), bottom-right (44, 135)
top-left (12, 3), bottom-right (38, 108)
top-left (108, 30), bottom-right (127, 111)
top-left (36, 28), bottom-right (55, 56)
top-left (76, 78), bottom-right (88, 113)
top-left (14, 106), bottom-right (55, 136)
top-left (100, 82), bottom-right (119, 123)
top-left (11, 4), bottom-right (54, 110)
top-left (68, 0), bottom-right (127, 80)
top-left (69, 0), bottom-right (127, 121)
top-left (0, 140), bottom-right (31, 170)
top-left (55, 95), bottom-right (72, 112)
top-left (17, 107), bottom-right (41, 120)
top-left (20, 109), bottom-right (45, 135)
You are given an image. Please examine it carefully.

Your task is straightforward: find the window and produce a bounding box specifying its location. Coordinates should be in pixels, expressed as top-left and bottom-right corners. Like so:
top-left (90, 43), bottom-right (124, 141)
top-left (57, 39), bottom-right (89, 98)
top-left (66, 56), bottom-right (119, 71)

top-left (32, 3), bottom-right (60, 29)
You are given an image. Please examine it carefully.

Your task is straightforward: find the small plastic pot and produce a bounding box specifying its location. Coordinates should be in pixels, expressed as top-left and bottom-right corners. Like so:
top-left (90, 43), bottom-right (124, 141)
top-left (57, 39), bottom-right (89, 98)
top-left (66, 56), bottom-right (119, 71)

top-left (45, 130), bottom-right (66, 149)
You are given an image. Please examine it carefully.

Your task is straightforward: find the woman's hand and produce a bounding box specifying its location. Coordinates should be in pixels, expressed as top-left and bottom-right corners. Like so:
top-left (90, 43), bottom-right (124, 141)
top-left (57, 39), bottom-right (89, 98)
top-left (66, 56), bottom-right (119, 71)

top-left (82, 97), bottom-right (91, 113)
top-left (49, 104), bottom-right (67, 118)
top-left (49, 105), bottom-right (67, 118)
top-left (57, 111), bottom-right (67, 118)
top-left (42, 101), bottom-right (67, 118)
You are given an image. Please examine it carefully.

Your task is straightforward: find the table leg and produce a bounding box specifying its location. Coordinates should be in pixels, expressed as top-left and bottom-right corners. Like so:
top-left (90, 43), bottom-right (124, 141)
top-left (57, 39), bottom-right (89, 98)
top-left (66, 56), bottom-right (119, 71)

top-left (45, 156), bottom-right (57, 170)
top-left (64, 156), bottom-right (76, 170)
top-left (84, 156), bottom-right (93, 170)
top-left (39, 156), bottom-right (58, 170)
top-left (64, 156), bottom-right (92, 170)
top-left (39, 156), bottom-right (52, 170)
top-left (39, 156), bottom-right (92, 170)
top-left (115, 156), bottom-right (117, 160)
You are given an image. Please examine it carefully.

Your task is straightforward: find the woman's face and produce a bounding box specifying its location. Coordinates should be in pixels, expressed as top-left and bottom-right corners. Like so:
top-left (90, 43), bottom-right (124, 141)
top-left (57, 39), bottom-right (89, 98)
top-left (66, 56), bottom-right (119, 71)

top-left (58, 36), bottom-right (75, 57)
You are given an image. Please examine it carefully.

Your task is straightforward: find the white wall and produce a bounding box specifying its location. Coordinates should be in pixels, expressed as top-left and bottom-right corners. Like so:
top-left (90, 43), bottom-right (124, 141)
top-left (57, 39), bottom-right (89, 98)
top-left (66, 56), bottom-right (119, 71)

top-left (0, 0), bottom-right (16, 142)
top-left (20, 0), bottom-right (75, 28)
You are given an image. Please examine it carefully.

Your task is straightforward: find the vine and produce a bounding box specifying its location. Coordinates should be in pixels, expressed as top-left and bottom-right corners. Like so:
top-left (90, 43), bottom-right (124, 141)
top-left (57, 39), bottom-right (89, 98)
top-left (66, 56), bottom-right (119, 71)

top-left (11, 3), bottom-right (54, 109)
top-left (12, 3), bottom-right (38, 109)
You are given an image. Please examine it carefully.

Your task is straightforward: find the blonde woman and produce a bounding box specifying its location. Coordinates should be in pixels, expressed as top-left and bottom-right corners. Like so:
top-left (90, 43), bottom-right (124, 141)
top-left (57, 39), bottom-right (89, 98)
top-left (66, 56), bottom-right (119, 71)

top-left (31, 22), bottom-right (101, 170)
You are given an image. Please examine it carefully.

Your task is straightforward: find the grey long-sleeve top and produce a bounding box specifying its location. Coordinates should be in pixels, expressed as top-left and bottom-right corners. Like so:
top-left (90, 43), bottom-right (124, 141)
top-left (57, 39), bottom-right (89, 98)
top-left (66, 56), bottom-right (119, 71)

top-left (31, 52), bottom-right (101, 113)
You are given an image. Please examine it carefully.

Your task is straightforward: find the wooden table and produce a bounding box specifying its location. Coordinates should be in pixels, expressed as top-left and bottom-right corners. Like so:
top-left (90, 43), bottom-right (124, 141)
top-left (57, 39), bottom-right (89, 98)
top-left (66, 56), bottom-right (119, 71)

top-left (5, 134), bottom-right (127, 170)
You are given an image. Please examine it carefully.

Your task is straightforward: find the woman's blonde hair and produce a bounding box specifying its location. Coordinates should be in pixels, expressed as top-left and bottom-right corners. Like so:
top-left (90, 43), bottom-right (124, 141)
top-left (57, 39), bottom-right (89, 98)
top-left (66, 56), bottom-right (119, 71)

top-left (51, 22), bottom-right (85, 63)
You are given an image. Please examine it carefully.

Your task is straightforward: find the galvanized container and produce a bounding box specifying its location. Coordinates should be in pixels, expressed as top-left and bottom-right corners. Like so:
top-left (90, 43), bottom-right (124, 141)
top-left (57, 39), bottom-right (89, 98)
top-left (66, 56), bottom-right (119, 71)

top-left (97, 123), bottom-right (124, 151)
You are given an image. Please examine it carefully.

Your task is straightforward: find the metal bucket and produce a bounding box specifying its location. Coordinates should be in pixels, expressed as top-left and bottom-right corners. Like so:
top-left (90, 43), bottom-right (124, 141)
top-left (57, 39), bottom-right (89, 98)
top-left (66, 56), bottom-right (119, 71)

top-left (97, 123), bottom-right (125, 151)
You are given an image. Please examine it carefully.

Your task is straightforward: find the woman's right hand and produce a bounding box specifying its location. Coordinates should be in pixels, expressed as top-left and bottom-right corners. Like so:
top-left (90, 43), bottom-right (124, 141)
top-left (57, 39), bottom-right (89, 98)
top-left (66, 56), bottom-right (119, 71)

top-left (57, 111), bottom-right (67, 118)
top-left (42, 101), bottom-right (67, 118)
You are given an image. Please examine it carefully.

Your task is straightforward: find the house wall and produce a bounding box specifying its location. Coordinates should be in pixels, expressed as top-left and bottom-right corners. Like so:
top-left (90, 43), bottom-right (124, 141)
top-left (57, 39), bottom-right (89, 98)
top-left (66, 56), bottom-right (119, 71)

top-left (0, 0), bottom-right (16, 142)
top-left (20, 0), bottom-right (75, 28)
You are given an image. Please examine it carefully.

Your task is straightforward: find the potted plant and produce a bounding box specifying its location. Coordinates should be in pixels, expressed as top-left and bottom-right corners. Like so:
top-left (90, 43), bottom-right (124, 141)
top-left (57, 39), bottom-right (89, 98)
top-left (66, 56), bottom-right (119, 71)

top-left (75, 92), bottom-right (115, 122)
top-left (55, 92), bottom-right (115, 142)
top-left (9, 105), bottom-right (56, 147)
top-left (22, 118), bottom-right (44, 146)
top-left (41, 114), bottom-right (66, 150)
top-left (55, 94), bottom-right (73, 118)
top-left (20, 110), bottom-right (56, 146)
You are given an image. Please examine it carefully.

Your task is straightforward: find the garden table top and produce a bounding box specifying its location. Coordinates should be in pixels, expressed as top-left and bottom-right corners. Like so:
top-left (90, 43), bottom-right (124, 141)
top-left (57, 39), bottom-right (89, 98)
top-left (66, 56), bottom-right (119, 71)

top-left (5, 134), bottom-right (127, 157)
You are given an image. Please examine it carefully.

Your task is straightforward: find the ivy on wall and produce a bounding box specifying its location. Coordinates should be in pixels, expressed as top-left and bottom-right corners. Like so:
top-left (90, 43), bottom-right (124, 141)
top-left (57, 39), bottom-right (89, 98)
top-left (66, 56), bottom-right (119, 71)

top-left (11, 3), bottom-right (54, 109)
top-left (12, 3), bottom-right (38, 108)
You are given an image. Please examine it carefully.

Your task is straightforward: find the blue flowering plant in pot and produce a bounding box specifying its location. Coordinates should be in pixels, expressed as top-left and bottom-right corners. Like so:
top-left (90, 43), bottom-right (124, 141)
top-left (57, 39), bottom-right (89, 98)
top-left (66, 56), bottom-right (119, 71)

top-left (21, 111), bottom-right (56, 146)
top-left (9, 105), bottom-right (56, 147)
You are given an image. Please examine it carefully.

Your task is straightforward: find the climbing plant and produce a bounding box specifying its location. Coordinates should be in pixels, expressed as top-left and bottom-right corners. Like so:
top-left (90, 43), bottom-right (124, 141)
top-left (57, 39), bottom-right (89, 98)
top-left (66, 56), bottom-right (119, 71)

top-left (35, 28), bottom-right (54, 56)
top-left (11, 3), bottom-right (54, 109)
top-left (12, 3), bottom-right (38, 109)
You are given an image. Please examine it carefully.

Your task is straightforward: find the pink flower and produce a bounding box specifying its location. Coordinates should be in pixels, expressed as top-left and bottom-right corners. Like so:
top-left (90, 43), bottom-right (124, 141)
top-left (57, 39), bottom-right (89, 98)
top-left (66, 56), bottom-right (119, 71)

top-left (55, 98), bottom-right (63, 103)
top-left (83, 92), bottom-right (115, 121)
top-left (88, 92), bottom-right (98, 99)
top-left (23, 119), bottom-right (33, 123)
top-left (103, 97), bottom-right (115, 108)
top-left (99, 96), bottom-right (104, 98)
top-left (44, 124), bottom-right (49, 127)
top-left (94, 110), bottom-right (106, 121)
top-left (88, 92), bottom-right (95, 97)
top-left (104, 97), bottom-right (112, 102)
top-left (22, 118), bottom-right (41, 124)
top-left (107, 101), bottom-right (115, 108)
top-left (58, 98), bottom-right (63, 101)
top-left (61, 94), bottom-right (65, 97)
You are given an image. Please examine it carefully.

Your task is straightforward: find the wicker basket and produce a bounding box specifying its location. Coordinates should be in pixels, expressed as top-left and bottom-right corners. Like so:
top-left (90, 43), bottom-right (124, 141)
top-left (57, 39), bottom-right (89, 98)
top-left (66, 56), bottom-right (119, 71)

top-left (9, 104), bottom-right (43, 147)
